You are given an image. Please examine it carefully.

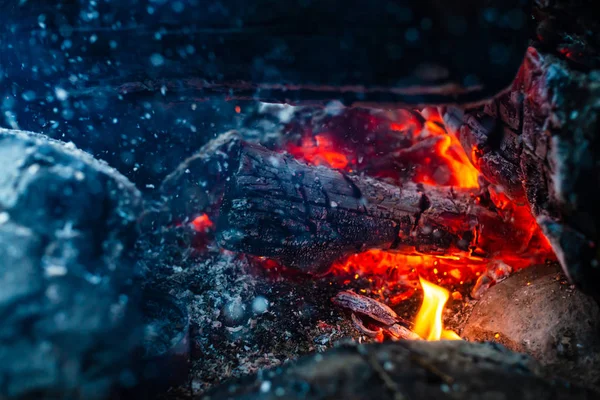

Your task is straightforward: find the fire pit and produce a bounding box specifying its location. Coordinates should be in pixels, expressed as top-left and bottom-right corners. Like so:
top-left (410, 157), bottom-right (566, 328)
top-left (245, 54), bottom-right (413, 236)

top-left (1, 1), bottom-right (600, 399)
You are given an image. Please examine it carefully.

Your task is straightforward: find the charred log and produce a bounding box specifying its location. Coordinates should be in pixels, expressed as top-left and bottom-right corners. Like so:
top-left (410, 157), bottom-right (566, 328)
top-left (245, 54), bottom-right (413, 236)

top-left (443, 47), bottom-right (600, 298)
top-left (160, 131), bottom-right (244, 223)
top-left (201, 340), bottom-right (598, 400)
top-left (217, 140), bottom-right (540, 274)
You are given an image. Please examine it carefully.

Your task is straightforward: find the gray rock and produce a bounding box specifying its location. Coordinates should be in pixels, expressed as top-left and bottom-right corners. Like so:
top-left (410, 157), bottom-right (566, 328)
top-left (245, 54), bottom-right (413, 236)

top-left (0, 129), bottom-right (143, 399)
top-left (462, 263), bottom-right (600, 391)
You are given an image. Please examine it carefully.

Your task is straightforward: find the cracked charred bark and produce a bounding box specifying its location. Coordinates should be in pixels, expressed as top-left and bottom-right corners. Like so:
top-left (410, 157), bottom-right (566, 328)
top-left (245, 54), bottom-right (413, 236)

top-left (438, 0), bottom-right (600, 299)
top-left (443, 46), bottom-right (600, 298)
top-left (217, 140), bottom-right (535, 274)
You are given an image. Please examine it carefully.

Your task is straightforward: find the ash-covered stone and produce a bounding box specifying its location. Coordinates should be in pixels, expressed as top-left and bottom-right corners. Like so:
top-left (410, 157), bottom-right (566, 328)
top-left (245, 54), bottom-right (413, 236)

top-left (0, 129), bottom-right (143, 399)
top-left (462, 263), bottom-right (600, 391)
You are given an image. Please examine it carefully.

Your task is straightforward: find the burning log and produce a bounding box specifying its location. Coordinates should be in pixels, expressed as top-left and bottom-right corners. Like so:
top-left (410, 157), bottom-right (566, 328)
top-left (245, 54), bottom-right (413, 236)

top-left (217, 139), bottom-right (543, 274)
top-left (442, 47), bottom-right (600, 298)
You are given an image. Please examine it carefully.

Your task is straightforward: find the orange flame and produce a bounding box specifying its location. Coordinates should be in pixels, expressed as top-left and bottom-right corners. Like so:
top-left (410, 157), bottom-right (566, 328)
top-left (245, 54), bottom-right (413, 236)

top-left (415, 120), bottom-right (480, 189)
top-left (286, 108), bottom-right (480, 189)
top-left (413, 276), bottom-right (461, 341)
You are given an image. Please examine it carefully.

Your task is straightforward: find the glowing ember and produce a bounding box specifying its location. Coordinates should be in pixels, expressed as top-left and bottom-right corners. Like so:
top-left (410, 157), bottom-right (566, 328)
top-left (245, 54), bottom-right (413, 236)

top-left (191, 213), bottom-right (214, 232)
top-left (286, 107), bottom-right (480, 189)
top-left (487, 186), bottom-right (554, 255)
top-left (287, 134), bottom-right (349, 170)
top-left (413, 276), bottom-right (461, 341)
top-left (332, 250), bottom-right (488, 302)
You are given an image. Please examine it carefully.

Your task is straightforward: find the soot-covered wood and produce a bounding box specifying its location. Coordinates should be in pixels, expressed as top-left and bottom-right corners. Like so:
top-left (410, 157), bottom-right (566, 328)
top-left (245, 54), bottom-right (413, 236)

top-left (443, 47), bottom-right (600, 298)
top-left (201, 340), bottom-right (598, 400)
top-left (217, 141), bottom-right (520, 274)
top-left (439, 0), bottom-right (600, 299)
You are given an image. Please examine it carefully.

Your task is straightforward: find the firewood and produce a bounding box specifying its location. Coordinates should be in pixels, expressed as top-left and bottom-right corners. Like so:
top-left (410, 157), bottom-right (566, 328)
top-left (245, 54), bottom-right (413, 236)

top-left (217, 140), bottom-right (539, 274)
top-left (442, 47), bottom-right (600, 298)
top-left (201, 340), bottom-right (599, 400)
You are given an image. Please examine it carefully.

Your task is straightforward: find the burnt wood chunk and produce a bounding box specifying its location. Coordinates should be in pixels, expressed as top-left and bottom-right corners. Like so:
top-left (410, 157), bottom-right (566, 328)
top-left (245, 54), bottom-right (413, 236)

top-left (160, 131), bottom-right (244, 222)
top-left (217, 141), bottom-right (532, 274)
top-left (201, 341), bottom-right (599, 400)
top-left (443, 47), bottom-right (600, 298)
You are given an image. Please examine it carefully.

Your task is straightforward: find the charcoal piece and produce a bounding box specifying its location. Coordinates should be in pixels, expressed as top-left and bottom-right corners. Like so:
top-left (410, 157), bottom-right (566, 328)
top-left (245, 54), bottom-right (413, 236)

top-left (201, 340), bottom-right (598, 400)
top-left (0, 0), bottom-right (530, 106)
top-left (443, 47), bottom-right (600, 298)
top-left (462, 264), bottom-right (600, 391)
top-left (217, 140), bottom-right (542, 274)
top-left (458, 112), bottom-right (526, 201)
top-left (0, 129), bottom-right (143, 399)
top-left (470, 260), bottom-right (513, 299)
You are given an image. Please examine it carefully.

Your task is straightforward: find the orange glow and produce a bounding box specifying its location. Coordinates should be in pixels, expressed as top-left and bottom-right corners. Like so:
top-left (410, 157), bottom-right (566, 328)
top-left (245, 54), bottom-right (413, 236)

top-left (414, 276), bottom-right (461, 341)
top-left (191, 213), bottom-right (214, 232)
top-left (257, 106), bottom-right (557, 340)
top-left (331, 249), bottom-right (490, 305)
top-left (487, 186), bottom-right (554, 256)
top-left (286, 108), bottom-right (480, 189)
top-left (287, 134), bottom-right (349, 170)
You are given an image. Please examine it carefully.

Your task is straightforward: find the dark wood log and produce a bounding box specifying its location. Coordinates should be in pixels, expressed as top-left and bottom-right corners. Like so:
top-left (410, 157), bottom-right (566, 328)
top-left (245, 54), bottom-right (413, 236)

top-left (217, 140), bottom-right (536, 274)
top-left (0, 0), bottom-right (531, 106)
top-left (442, 47), bottom-right (600, 299)
top-left (160, 131), bottom-right (244, 223)
top-left (200, 341), bottom-right (599, 400)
